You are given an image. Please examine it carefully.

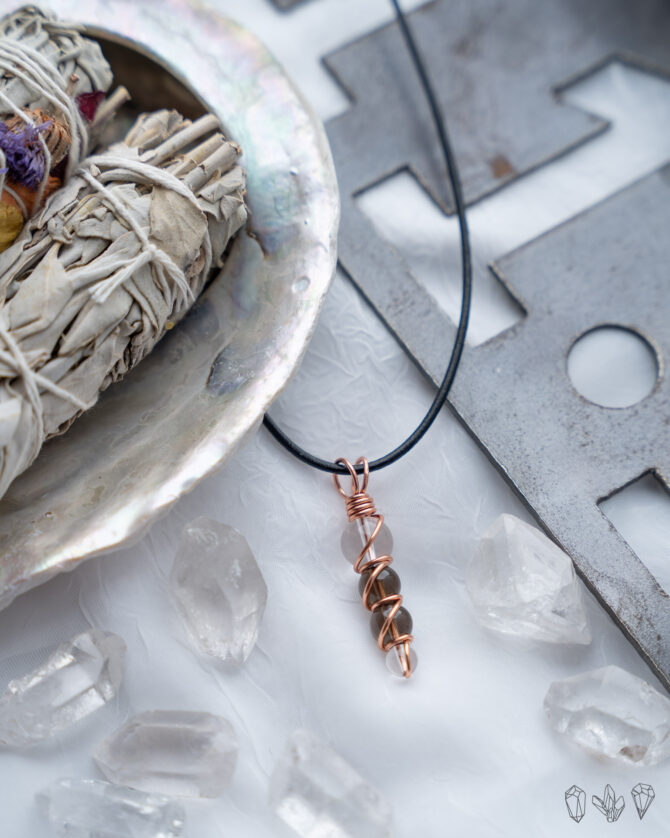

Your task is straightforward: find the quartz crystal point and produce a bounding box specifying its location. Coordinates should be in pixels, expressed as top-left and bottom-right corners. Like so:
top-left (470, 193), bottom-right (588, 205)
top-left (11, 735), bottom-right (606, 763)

top-left (631, 783), bottom-right (655, 820)
top-left (544, 665), bottom-right (670, 766)
top-left (592, 784), bottom-right (625, 822)
top-left (564, 785), bottom-right (585, 823)
top-left (466, 514), bottom-right (591, 644)
top-left (94, 710), bottom-right (238, 798)
top-left (0, 629), bottom-right (125, 747)
top-left (269, 729), bottom-right (393, 838)
top-left (37, 777), bottom-right (185, 838)
top-left (170, 517), bottom-right (267, 665)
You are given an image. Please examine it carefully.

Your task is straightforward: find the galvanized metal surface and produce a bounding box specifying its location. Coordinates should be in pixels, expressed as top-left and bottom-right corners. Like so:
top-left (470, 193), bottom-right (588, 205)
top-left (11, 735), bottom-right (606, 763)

top-left (456, 170), bottom-right (670, 690)
top-left (0, 0), bottom-right (338, 610)
top-left (323, 0), bottom-right (670, 689)
top-left (325, 0), bottom-right (670, 216)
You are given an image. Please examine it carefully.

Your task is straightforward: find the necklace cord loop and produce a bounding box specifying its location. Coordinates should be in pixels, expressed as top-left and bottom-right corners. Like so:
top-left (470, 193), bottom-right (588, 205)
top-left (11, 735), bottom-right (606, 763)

top-left (263, 0), bottom-right (472, 476)
top-left (334, 457), bottom-right (377, 521)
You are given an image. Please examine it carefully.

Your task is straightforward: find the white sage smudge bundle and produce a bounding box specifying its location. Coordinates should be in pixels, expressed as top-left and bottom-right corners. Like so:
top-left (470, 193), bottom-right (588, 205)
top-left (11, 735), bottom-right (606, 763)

top-left (0, 6), bottom-right (120, 249)
top-left (0, 108), bottom-right (247, 498)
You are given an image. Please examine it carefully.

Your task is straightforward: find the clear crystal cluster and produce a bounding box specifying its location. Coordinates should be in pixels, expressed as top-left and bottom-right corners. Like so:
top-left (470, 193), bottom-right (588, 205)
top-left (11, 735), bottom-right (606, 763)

top-left (170, 517), bottom-right (267, 665)
top-left (544, 665), bottom-right (670, 766)
top-left (631, 782), bottom-right (655, 820)
top-left (564, 785), bottom-right (585, 823)
top-left (269, 729), bottom-right (393, 838)
top-left (37, 777), bottom-right (185, 838)
top-left (466, 514), bottom-right (591, 644)
top-left (0, 629), bottom-right (125, 747)
top-left (592, 784), bottom-right (625, 822)
top-left (94, 710), bottom-right (238, 798)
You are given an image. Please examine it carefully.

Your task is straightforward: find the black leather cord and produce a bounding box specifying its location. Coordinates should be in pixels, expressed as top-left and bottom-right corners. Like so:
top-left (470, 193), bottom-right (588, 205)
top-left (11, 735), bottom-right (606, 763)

top-left (263, 0), bottom-right (473, 476)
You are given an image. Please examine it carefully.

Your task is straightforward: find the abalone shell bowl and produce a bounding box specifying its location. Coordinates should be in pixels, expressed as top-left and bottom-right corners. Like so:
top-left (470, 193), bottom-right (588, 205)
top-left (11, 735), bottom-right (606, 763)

top-left (0, 0), bottom-right (339, 610)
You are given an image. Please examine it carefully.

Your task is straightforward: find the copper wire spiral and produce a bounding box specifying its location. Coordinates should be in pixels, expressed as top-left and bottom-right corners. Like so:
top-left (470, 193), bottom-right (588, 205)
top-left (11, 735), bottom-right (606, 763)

top-left (334, 457), bottom-right (415, 678)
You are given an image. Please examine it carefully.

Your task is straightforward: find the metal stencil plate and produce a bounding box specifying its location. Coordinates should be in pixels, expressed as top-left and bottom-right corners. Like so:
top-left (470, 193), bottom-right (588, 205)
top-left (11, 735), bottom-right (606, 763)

top-left (323, 0), bottom-right (670, 688)
top-left (456, 169), bottom-right (670, 689)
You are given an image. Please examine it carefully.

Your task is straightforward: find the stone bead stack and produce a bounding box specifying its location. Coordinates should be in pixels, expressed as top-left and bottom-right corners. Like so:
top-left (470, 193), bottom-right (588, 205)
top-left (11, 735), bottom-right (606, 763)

top-left (340, 506), bottom-right (417, 678)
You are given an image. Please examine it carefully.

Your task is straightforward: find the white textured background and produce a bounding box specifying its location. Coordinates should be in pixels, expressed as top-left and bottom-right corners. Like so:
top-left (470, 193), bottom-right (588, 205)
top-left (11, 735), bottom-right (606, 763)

top-left (2, 1), bottom-right (670, 836)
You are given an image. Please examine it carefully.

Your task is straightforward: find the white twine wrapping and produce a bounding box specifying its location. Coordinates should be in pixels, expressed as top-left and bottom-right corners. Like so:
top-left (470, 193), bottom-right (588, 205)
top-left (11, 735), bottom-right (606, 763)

top-left (0, 107), bottom-right (246, 501)
top-left (78, 154), bottom-right (210, 308)
top-left (0, 151), bottom-right (212, 470)
top-left (0, 314), bottom-right (90, 471)
top-left (0, 25), bottom-right (94, 471)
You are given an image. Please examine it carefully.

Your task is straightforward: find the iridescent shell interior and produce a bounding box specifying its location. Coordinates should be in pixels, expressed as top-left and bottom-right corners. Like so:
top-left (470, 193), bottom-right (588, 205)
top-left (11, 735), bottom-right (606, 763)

top-left (0, 1), bottom-right (339, 610)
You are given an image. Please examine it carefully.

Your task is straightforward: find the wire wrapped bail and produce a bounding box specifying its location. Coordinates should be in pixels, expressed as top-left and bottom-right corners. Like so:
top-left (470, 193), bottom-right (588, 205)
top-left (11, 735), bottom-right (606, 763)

top-left (334, 457), bottom-right (416, 679)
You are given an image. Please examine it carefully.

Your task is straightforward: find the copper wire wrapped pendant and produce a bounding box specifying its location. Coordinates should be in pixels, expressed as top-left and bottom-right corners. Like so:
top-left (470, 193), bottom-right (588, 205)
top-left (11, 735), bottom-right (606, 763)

top-left (335, 457), bottom-right (417, 679)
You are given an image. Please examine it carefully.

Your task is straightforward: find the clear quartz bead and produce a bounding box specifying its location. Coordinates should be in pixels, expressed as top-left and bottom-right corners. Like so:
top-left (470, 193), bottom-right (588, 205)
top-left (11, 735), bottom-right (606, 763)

top-left (385, 644), bottom-right (417, 679)
top-left (340, 517), bottom-right (393, 565)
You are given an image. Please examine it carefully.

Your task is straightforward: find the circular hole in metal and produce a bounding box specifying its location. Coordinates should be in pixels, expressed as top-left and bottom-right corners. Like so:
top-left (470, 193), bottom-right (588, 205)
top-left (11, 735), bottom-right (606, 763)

top-left (567, 325), bottom-right (658, 408)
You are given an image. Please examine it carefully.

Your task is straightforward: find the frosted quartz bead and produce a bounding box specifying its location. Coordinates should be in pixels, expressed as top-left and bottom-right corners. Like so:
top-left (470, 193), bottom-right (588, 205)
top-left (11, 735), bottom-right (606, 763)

top-left (385, 645), bottom-right (418, 679)
top-left (269, 729), bottom-right (393, 837)
top-left (340, 517), bottom-right (393, 565)
top-left (37, 777), bottom-right (185, 838)
top-left (170, 517), bottom-right (267, 665)
top-left (94, 710), bottom-right (238, 798)
top-left (0, 629), bottom-right (125, 747)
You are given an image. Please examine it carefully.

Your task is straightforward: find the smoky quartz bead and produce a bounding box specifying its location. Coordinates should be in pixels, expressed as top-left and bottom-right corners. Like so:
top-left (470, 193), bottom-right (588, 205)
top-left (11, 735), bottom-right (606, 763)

top-left (370, 605), bottom-right (413, 646)
top-left (358, 566), bottom-right (401, 606)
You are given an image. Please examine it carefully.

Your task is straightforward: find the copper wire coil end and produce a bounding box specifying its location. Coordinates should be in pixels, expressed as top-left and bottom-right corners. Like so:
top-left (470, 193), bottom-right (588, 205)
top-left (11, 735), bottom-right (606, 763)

top-left (334, 456), bottom-right (416, 679)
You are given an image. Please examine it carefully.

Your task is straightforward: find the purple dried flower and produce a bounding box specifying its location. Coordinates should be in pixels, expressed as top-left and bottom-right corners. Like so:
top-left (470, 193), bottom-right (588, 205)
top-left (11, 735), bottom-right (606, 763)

top-left (0, 120), bottom-right (51, 190)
